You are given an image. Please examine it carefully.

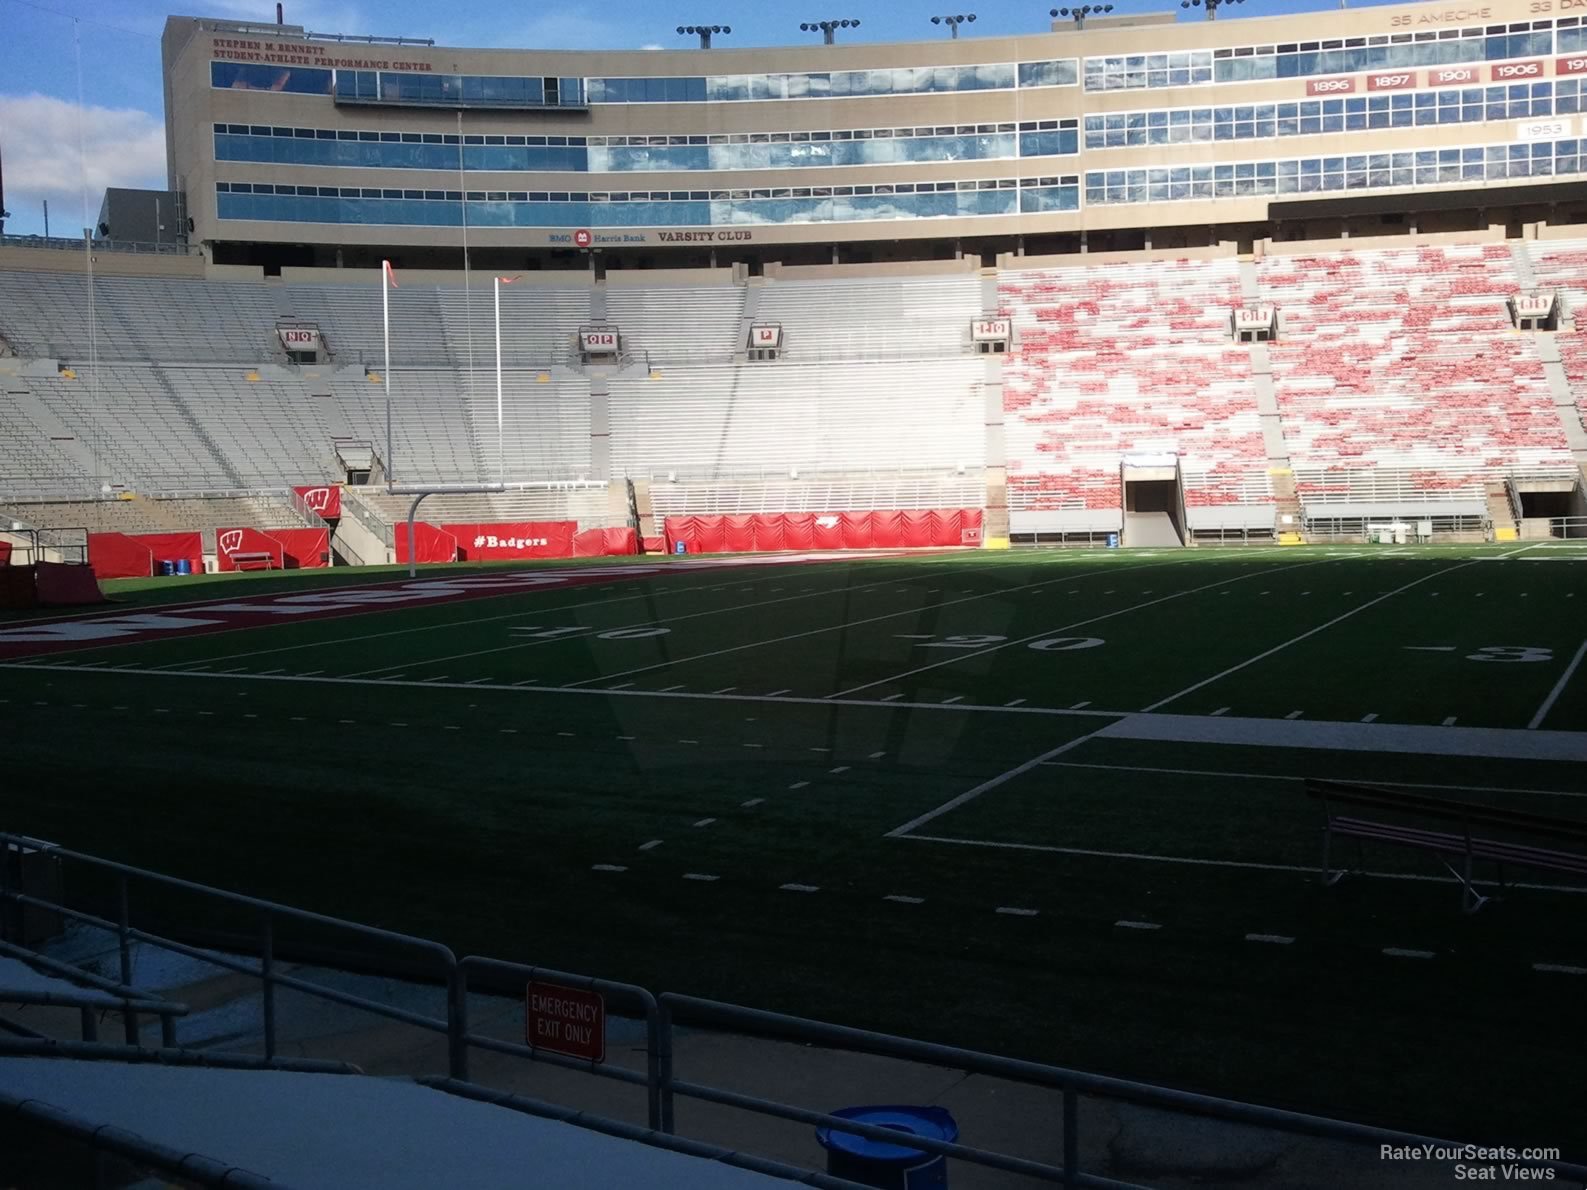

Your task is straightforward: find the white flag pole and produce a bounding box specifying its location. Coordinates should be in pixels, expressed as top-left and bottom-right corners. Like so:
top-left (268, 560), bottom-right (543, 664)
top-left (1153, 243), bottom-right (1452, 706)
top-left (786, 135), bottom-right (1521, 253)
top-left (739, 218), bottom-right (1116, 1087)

top-left (382, 260), bottom-right (393, 487)
top-left (494, 275), bottom-right (504, 487)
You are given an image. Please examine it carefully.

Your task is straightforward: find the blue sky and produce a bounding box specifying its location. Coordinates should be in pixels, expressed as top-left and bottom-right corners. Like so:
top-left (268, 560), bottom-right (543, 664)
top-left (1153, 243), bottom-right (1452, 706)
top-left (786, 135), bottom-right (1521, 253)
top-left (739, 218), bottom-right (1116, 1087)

top-left (0, 0), bottom-right (1399, 235)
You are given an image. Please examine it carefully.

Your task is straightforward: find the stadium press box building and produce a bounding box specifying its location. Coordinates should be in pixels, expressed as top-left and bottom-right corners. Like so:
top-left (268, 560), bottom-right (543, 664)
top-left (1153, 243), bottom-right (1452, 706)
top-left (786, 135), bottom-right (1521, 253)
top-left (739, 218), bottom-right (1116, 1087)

top-left (160, 0), bottom-right (1587, 270)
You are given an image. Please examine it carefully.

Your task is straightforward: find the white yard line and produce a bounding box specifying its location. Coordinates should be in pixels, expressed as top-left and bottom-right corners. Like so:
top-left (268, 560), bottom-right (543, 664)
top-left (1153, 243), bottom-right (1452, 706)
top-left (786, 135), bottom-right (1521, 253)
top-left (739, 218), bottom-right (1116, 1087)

top-left (1528, 638), bottom-right (1587, 730)
top-left (560, 559), bottom-right (1164, 691)
top-left (884, 728), bottom-right (1109, 838)
top-left (1140, 560), bottom-right (1481, 712)
top-left (349, 562), bottom-right (981, 679)
top-left (833, 557), bottom-right (1328, 701)
top-left (898, 834), bottom-right (1587, 893)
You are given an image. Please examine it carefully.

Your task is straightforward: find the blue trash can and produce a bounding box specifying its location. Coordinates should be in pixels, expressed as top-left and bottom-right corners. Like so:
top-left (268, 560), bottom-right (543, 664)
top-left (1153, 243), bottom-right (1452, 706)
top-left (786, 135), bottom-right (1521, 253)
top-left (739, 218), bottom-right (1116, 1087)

top-left (175, 559), bottom-right (192, 575)
top-left (674, 540), bottom-right (688, 555)
top-left (816, 1105), bottom-right (957, 1190)
top-left (1106, 533), bottom-right (1119, 549)
top-left (159, 560), bottom-right (175, 577)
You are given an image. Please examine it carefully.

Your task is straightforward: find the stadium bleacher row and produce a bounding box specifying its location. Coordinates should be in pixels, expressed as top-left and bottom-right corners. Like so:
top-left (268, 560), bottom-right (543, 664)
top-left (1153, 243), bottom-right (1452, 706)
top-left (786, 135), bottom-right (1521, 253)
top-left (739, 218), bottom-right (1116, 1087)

top-left (2, 238), bottom-right (1584, 553)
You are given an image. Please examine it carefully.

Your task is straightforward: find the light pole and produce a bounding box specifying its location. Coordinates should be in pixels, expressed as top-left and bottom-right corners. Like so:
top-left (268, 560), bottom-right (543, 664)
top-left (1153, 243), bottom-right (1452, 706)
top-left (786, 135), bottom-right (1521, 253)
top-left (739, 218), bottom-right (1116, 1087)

top-left (678, 24), bottom-right (731, 48)
top-left (800, 18), bottom-right (860, 44)
top-left (1052, 5), bottom-right (1113, 28)
top-left (930, 13), bottom-right (976, 37)
top-left (1182, 0), bottom-right (1245, 18)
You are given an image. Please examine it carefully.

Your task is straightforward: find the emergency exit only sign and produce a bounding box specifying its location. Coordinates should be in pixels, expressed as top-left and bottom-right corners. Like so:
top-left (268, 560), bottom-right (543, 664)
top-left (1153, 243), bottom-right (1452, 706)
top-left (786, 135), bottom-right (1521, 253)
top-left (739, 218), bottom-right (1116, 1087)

top-left (526, 981), bottom-right (605, 1063)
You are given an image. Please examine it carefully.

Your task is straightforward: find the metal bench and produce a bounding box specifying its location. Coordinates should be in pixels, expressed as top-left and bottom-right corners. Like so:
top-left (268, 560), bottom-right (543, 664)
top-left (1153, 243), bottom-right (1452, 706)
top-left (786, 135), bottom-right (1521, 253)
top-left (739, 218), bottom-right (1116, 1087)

top-left (1306, 778), bottom-right (1587, 912)
top-left (229, 550), bottom-right (276, 571)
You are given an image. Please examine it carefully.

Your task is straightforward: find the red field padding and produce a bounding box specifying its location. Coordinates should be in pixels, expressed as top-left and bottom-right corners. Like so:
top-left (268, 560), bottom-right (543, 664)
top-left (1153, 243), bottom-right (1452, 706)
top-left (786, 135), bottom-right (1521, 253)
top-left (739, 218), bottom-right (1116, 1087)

top-left (0, 540), bottom-right (12, 566)
top-left (216, 527), bottom-right (286, 572)
top-left (445, 521), bottom-right (577, 561)
top-left (268, 527), bottom-right (331, 569)
top-left (88, 532), bottom-right (155, 580)
top-left (293, 485), bottom-right (341, 520)
top-left (664, 509), bottom-right (982, 555)
top-left (573, 527), bottom-right (639, 557)
top-left (393, 522), bottom-right (458, 565)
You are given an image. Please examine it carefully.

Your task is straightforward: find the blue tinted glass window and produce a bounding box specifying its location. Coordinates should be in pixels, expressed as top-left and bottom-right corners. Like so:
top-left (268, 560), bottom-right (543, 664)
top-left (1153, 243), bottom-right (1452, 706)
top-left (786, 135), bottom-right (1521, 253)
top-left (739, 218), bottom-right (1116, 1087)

top-left (211, 61), bottom-right (332, 94)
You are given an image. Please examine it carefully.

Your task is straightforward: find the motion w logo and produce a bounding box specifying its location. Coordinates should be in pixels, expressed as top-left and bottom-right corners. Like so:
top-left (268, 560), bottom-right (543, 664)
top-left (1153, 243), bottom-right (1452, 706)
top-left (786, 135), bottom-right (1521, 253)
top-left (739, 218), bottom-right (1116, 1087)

top-left (300, 487), bottom-right (333, 513)
top-left (219, 530), bottom-right (243, 555)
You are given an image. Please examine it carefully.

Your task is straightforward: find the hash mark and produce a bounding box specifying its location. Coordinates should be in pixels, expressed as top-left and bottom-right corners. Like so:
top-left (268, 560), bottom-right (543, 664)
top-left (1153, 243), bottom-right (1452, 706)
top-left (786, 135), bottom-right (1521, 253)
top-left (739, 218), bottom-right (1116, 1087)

top-left (1004, 698), bottom-right (1026, 707)
top-left (1246, 934), bottom-right (1294, 945)
top-left (639, 840), bottom-right (664, 851)
top-left (1285, 710), bottom-right (1304, 720)
top-left (1115, 920), bottom-right (1162, 931)
top-left (885, 895), bottom-right (924, 905)
top-left (869, 751), bottom-right (886, 759)
top-left (881, 693), bottom-right (905, 702)
top-left (780, 883), bottom-right (820, 893)
top-left (1533, 963), bottom-right (1587, 975)
top-left (1383, 948), bottom-right (1435, 959)
top-left (683, 873), bottom-right (719, 882)
top-left (592, 864), bottom-right (627, 873)
top-left (1069, 701), bottom-right (1091, 710)
top-left (1360, 713), bottom-right (1379, 723)
top-left (789, 781), bottom-right (810, 790)
top-left (829, 766), bottom-right (850, 774)
top-left (693, 818), bottom-right (716, 827)
top-left (741, 798), bottom-right (765, 807)
top-left (996, 906), bottom-right (1039, 917)
top-left (1442, 716), bottom-right (1458, 726)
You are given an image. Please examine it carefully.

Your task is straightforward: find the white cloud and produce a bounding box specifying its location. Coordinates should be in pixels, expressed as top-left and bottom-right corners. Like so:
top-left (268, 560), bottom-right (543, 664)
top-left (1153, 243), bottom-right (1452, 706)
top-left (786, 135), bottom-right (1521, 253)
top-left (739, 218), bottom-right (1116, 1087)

top-left (0, 95), bottom-right (166, 235)
top-left (640, 43), bottom-right (664, 51)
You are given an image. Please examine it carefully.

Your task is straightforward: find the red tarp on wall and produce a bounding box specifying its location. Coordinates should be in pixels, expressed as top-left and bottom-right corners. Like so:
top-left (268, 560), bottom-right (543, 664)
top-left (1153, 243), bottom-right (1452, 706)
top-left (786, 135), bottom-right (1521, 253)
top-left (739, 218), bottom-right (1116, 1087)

top-left (573, 527), bottom-right (639, 557)
top-left (293, 485), bottom-right (342, 520)
top-left (444, 521), bottom-right (577, 562)
top-left (133, 532), bottom-right (203, 575)
top-left (663, 509), bottom-right (982, 555)
top-left (393, 522), bottom-right (458, 565)
top-left (640, 536), bottom-right (666, 556)
top-left (268, 527), bottom-right (331, 569)
top-left (216, 527), bottom-right (287, 572)
top-left (35, 562), bottom-right (106, 606)
top-left (88, 532), bottom-right (155, 580)
top-left (0, 541), bottom-right (12, 566)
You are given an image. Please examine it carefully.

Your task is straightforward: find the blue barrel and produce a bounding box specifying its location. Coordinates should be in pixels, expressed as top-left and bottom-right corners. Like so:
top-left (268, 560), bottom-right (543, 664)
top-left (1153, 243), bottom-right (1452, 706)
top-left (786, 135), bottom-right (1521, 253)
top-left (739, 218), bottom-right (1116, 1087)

top-left (159, 560), bottom-right (175, 577)
top-left (1106, 533), bottom-right (1119, 549)
top-left (816, 1105), bottom-right (957, 1190)
top-left (175, 559), bottom-right (192, 575)
top-left (674, 540), bottom-right (688, 555)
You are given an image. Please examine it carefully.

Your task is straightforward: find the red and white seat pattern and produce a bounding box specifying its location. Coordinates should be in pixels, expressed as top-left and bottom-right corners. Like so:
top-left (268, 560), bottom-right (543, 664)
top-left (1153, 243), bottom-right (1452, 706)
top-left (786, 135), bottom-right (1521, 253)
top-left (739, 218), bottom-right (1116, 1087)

top-left (999, 258), bottom-right (1270, 524)
top-left (1525, 239), bottom-right (1587, 434)
top-left (1260, 244), bottom-right (1571, 504)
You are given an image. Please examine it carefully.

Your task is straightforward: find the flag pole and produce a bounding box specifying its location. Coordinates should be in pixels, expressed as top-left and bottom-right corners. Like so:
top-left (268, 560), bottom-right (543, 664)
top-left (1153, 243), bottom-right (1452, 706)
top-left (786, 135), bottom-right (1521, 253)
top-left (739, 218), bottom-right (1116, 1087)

top-left (382, 259), bottom-right (393, 487)
top-left (494, 275), bottom-right (504, 487)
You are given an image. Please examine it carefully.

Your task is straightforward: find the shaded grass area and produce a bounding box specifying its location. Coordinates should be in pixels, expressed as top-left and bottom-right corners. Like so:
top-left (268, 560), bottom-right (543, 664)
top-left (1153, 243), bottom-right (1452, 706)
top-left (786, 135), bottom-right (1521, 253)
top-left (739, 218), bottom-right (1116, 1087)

top-left (2, 545), bottom-right (1585, 1153)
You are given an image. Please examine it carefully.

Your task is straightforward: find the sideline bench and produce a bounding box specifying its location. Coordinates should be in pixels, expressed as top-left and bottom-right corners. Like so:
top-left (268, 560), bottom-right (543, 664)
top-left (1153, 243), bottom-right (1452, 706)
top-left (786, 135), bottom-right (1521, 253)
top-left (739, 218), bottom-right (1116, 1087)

top-left (229, 551), bottom-right (277, 571)
top-left (1305, 778), bottom-right (1587, 912)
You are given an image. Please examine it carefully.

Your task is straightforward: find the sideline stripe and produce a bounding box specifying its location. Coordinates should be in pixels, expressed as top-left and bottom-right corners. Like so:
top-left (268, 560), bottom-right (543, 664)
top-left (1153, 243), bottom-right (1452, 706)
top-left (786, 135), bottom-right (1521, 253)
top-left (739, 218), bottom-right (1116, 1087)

top-left (1528, 638), bottom-right (1587, 730)
top-left (1044, 760), bottom-right (1587, 801)
top-left (833, 556), bottom-right (1328, 700)
top-left (884, 728), bottom-right (1108, 838)
top-left (1141, 560), bottom-right (1481, 712)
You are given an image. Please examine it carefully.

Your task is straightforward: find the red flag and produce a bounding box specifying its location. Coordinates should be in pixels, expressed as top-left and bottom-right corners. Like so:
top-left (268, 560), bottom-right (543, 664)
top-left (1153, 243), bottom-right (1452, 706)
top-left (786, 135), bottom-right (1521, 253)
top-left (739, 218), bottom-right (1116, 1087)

top-left (497, 274), bottom-right (522, 284)
top-left (383, 260), bottom-right (398, 288)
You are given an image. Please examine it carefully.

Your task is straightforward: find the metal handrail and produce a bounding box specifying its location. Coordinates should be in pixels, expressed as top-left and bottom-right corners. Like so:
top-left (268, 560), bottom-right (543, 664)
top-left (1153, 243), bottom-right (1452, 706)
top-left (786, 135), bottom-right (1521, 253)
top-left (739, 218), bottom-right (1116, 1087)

top-left (658, 993), bottom-right (1587, 1187)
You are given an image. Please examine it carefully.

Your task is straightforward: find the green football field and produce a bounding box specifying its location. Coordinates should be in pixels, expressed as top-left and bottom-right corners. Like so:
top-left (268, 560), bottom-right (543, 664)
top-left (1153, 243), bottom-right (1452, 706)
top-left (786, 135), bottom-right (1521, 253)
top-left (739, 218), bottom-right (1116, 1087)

top-left (3, 542), bottom-right (1585, 1152)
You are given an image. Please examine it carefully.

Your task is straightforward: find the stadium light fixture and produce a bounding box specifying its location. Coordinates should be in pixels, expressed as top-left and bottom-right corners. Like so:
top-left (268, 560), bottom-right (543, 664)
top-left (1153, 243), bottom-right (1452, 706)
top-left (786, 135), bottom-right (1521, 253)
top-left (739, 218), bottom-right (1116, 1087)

top-left (1052, 5), bottom-right (1113, 28)
top-left (1181, 0), bottom-right (1244, 18)
top-left (678, 24), bottom-right (731, 48)
top-left (800, 18), bottom-right (860, 44)
top-left (930, 14), bottom-right (977, 38)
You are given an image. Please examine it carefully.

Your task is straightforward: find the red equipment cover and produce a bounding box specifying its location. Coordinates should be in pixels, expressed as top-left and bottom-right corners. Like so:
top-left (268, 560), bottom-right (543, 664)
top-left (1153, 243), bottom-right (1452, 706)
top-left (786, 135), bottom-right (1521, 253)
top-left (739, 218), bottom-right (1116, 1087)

top-left (268, 527), bottom-right (331, 569)
top-left (664, 509), bottom-right (982, 555)
top-left (293, 484), bottom-right (342, 520)
top-left (393, 522), bottom-right (458, 564)
top-left (0, 566), bottom-right (34, 609)
top-left (216, 527), bottom-right (286, 572)
top-left (88, 532), bottom-right (155, 580)
top-left (0, 540), bottom-right (11, 566)
top-left (132, 532), bottom-right (203, 575)
top-left (34, 562), bottom-right (106, 606)
top-left (445, 521), bottom-right (577, 561)
top-left (640, 536), bottom-right (666, 555)
top-left (572, 527), bottom-right (638, 557)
